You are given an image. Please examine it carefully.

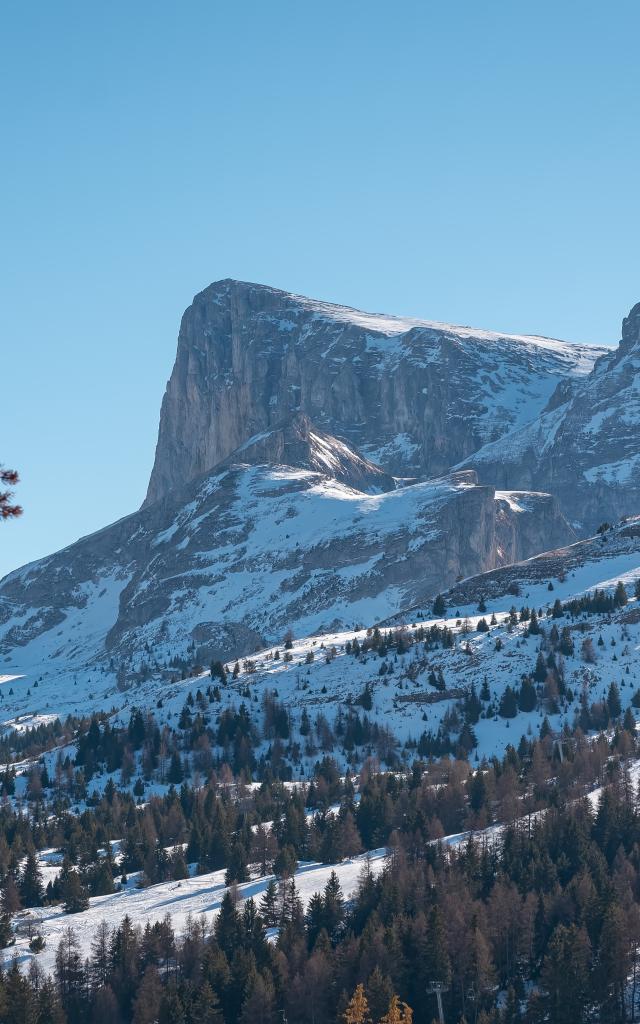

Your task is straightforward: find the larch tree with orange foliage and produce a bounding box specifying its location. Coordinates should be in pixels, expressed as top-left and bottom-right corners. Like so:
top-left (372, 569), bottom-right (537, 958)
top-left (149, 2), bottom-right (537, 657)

top-left (344, 984), bottom-right (372, 1024)
top-left (379, 994), bottom-right (413, 1024)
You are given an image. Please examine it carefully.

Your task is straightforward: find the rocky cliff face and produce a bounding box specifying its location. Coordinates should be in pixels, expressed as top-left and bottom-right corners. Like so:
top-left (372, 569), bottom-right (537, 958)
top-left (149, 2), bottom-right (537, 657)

top-left (222, 413), bottom-right (397, 494)
top-left (0, 438), bottom-right (573, 684)
top-left (461, 303), bottom-right (640, 533)
top-left (145, 279), bottom-right (603, 505)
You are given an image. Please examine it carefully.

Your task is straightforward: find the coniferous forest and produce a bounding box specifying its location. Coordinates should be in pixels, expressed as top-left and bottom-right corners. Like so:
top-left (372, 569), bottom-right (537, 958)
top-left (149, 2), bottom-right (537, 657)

top-left (1, 710), bottom-right (640, 1023)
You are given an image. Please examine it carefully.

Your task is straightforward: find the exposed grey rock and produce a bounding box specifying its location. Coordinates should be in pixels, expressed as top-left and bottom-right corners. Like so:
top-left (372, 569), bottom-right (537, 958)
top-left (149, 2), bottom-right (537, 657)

top-left (222, 412), bottom-right (396, 493)
top-left (145, 279), bottom-right (603, 505)
top-left (461, 302), bottom-right (640, 534)
top-left (443, 515), bottom-right (640, 610)
top-left (0, 456), bottom-right (573, 676)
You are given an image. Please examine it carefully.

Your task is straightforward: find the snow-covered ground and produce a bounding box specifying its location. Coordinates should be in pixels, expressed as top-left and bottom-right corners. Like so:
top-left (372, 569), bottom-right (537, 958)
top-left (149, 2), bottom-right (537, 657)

top-left (4, 848), bottom-right (387, 975)
top-left (1, 519), bottom-right (640, 793)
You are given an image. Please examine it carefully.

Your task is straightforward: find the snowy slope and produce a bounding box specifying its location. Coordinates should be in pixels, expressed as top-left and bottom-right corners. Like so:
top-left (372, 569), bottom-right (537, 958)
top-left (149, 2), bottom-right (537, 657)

top-left (2, 519), bottom-right (640, 782)
top-left (5, 849), bottom-right (387, 975)
top-left (0, 435), bottom-right (572, 722)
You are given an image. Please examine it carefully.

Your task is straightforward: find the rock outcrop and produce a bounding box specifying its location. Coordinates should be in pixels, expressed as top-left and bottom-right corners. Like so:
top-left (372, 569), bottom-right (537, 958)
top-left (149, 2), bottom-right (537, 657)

top-left (461, 302), bottom-right (640, 533)
top-left (145, 279), bottom-right (604, 505)
top-left (222, 413), bottom-right (397, 494)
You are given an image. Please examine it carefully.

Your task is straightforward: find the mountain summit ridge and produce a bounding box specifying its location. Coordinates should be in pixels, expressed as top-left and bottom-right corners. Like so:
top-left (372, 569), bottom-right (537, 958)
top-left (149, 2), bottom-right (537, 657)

top-left (145, 278), bottom-right (606, 506)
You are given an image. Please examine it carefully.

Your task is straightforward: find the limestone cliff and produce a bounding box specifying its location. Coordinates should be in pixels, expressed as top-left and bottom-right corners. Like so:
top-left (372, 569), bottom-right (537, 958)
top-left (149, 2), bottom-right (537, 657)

top-left (145, 279), bottom-right (603, 505)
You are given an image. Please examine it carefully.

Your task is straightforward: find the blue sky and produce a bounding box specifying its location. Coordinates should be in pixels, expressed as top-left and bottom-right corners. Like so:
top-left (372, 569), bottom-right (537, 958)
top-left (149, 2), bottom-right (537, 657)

top-left (2, 0), bottom-right (639, 578)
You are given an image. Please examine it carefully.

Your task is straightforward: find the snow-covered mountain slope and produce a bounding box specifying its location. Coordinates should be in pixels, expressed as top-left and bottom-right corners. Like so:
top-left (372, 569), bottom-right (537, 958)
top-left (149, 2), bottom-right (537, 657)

top-left (145, 279), bottom-right (606, 503)
top-left (0, 425), bottom-right (573, 714)
top-left (104, 514), bottom-right (640, 764)
top-left (461, 302), bottom-right (640, 533)
top-left (2, 517), bottom-right (640, 778)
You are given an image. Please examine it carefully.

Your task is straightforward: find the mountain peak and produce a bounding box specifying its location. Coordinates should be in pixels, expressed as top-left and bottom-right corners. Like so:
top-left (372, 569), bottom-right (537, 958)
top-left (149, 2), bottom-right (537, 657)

top-left (621, 301), bottom-right (640, 355)
top-left (224, 412), bottom-right (397, 494)
top-left (145, 283), bottom-right (603, 506)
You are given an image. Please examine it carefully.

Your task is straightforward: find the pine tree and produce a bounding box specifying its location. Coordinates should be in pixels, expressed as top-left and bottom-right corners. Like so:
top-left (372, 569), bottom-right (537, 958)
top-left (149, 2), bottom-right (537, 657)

top-left (260, 879), bottom-right (280, 927)
top-left (191, 981), bottom-right (224, 1024)
top-left (93, 984), bottom-right (121, 1024)
top-left (423, 905), bottom-right (451, 988)
top-left (132, 965), bottom-right (163, 1024)
top-left (274, 844), bottom-right (298, 879)
top-left (322, 870), bottom-right (345, 940)
top-left (89, 919), bottom-right (111, 990)
top-left (225, 841), bottom-right (249, 885)
top-left (55, 926), bottom-right (87, 1024)
top-left (63, 870), bottom-right (89, 914)
top-left (607, 682), bottom-right (622, 719)
top-left (337, 811), bottom-right (362, 859)
top-left (4, 957), bottom-right (35, 1024)
top-left (1, 875), bottom-right (21, 915)
top-left (533, 652), bottom-right (547, 683)
top-left (499, 687), bottom-right (518, 719)
top-left (167, 751), bottom-right (184, 784)
top-left (540, 923), bottom-right (591, 1024)
top-left (432, 594), bottom-right (446, 617)
top-left (518, 677), bottom-right (537, 713)
top-left (214, 890), bottom-right (242, 957)
top-left (0, 912), bottom-right (13, 949)
top-left (108, 914), bottom-right (140, 1016)
top-left (159, 989), bottom-right (186, 1024)
top-left (238, 971), bottom-right (276, 1024)
top-left (614, 581), bottom-right (628, 607)
top-left (36, 977), bottom-right (66, 1024)
top-left (366, 967), bottom-right (395, 1022)
top-left (596, 903), bottom-right (630, 1022)
top-left (559, 626), bottom-right (574, 656)
top-left (20, 850), bottom-right (44, 908)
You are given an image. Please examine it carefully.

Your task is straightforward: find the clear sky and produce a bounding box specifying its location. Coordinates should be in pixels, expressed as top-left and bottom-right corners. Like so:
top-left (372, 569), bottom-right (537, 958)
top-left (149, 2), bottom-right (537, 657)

top-left (2, 0), bottom-right (640, 579)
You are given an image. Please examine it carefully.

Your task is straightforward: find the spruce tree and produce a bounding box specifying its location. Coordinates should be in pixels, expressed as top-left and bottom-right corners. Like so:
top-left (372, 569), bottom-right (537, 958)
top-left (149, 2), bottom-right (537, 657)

top-left (607, 682), bottom-right (622, 719)
top-left (366, 967), bottom-right (394, 1022)
top-left (214, 891), bottom-right (242, 958)
top-left (20, 851), bottom-right (44, 908)
top-left (499, 686), bottom-right (518, 719)
top-left (63, 871), bottom-right (89, 914)
top-left (191, 981), bottom-right (224, 1024)
top-left (614, 581), bottom-right (628, 607)
top-left (259, 879), bottom-right (279, 927)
